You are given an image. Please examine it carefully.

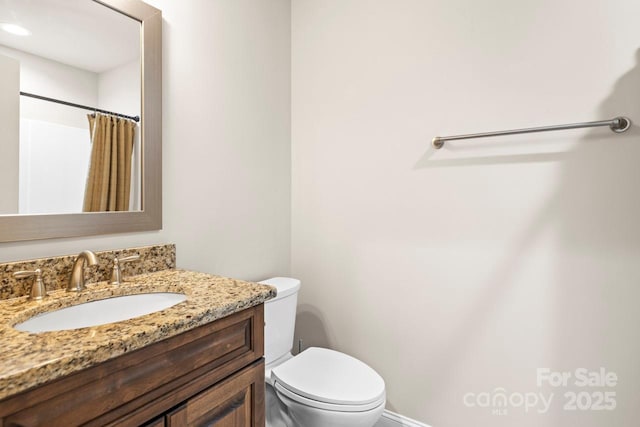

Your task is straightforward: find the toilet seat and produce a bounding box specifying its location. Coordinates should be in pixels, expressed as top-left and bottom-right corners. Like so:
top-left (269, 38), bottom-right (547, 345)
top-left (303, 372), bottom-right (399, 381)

top-left (271, 347), bottom-right (386, 412)
top-left (274, 381), bottom-right (385, 412)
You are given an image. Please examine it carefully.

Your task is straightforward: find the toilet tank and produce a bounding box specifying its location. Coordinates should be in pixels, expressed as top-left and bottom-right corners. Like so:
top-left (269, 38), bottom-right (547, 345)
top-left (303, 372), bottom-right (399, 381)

top-left (260, 277), bottom-right (301, 364)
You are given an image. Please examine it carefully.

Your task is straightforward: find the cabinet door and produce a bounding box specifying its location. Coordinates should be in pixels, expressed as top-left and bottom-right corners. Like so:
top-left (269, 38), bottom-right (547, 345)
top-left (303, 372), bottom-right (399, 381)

top-left (167, 360), bottom-right (265, 427)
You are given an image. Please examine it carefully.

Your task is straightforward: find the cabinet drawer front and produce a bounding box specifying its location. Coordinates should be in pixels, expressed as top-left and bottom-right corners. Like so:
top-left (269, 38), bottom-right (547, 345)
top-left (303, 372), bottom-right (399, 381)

top-left (167, 359), bottom-right (265, 427)
top-left (0, 305), bottom-right (264, 427)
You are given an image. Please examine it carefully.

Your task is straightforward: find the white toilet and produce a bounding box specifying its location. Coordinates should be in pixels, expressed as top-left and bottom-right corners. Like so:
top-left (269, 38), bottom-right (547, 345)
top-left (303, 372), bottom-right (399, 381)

top-left (260, 277), bottom-right (386, 427)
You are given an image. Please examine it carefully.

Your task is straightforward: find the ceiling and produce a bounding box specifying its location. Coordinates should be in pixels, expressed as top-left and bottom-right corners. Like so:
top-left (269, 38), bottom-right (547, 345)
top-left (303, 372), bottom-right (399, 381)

top-left (0, 0), bottom-right (140, 73)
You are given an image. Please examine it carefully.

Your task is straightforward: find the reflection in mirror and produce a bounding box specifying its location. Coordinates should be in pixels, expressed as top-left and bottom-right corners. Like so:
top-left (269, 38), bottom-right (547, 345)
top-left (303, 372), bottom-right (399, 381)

top-left (0, 0), bottom-right (141, 214)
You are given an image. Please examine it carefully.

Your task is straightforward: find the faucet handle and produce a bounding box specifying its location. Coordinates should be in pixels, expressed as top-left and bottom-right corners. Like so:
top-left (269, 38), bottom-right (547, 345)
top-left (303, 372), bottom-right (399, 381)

top-left (13, 268), bottom-right (47, 300)
top-left (110, 254), bottom-right (140, 285)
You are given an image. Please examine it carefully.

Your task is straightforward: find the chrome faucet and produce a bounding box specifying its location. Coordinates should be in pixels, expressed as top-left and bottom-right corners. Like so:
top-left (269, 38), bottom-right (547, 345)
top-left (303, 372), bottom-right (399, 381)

top-left (67, 250), bottom-right (98, 292)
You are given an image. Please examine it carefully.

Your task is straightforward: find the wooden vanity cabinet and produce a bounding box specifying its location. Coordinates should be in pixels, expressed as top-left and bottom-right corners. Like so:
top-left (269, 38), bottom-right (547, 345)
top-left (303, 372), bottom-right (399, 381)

top-left (0, 305), bottom-right (265, 427)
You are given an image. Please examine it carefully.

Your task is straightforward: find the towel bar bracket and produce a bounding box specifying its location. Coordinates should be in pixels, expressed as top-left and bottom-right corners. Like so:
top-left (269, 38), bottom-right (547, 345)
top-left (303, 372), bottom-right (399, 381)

top-left (611, 116), bottom-right (631, 133)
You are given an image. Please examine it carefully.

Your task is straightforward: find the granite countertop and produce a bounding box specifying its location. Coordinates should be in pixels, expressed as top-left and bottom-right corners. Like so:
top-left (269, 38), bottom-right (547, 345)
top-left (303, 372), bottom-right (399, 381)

top-left (0, 269), bottom-right (276, 400)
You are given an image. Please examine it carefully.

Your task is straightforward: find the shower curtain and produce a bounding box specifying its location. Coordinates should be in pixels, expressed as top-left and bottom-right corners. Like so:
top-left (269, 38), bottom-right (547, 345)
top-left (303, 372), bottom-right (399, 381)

top-left (83, 113), bottom-right (135, 212)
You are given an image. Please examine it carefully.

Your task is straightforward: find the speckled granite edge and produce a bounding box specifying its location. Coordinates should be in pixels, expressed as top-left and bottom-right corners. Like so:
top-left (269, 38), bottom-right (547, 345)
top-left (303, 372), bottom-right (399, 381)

top-left (0, 269), bottom-right (276, 400)
top-left (0, 244), bottom-right (176, 299)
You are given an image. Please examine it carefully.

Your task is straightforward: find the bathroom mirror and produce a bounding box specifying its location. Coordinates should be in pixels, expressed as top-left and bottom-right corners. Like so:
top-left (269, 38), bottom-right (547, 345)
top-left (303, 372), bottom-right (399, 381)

top-left (0, 0), bottom-right (161, 242)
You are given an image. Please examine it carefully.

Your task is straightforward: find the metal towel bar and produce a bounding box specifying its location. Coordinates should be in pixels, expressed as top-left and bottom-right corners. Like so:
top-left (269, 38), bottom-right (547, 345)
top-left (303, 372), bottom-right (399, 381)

top-left (432, 116), bottom-right (632, 149)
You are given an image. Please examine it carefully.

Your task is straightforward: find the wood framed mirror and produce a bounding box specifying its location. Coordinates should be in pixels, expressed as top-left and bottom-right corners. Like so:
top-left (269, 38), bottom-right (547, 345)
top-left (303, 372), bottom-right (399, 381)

top-left (0, 0), bottom-right (161, 242)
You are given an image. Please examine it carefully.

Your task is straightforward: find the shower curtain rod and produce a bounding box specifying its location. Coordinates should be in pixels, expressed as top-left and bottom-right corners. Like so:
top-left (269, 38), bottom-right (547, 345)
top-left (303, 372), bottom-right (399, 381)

top-left (20, 91), bottom-right (140, 122)
top-left (432, 116), bottom-right (631, 149)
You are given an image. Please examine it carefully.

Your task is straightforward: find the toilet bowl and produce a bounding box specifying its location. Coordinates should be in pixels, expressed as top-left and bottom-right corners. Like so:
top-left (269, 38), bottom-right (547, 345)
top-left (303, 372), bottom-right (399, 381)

top-left (260, 277), bottom-right (386, 427)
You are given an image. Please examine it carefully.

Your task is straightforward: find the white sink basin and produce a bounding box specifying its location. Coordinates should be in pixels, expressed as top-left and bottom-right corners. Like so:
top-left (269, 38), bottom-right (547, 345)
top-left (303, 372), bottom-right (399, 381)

top-left (14, 293), bottom-right (187, 333)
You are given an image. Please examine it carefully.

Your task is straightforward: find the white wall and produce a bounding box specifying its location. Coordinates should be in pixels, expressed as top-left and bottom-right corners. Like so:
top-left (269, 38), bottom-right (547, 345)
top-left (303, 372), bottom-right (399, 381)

top-left (0, 0), bottom-right (291, 284)
top-left (291, 1), bottom-right (640, 426)
top-left (0, 45), bottom-right (99, 214)
top-left (0, 53), bottom-right (19, 214)
top-left (19, 120), bottom-right (89, 214)
top-left (98, 59), bottom-right (140, 117)
top-left (0, 45), bottom-right (98, 128)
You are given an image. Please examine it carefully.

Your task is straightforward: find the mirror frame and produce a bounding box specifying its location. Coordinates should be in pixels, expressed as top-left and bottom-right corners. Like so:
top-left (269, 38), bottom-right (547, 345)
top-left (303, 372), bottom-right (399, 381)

top-left (0, 0), bottom-right (162, 242)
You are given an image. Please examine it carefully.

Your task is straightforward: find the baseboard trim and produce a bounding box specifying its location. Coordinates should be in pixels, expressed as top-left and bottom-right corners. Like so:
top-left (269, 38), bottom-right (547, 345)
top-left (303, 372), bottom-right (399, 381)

top-left (375, 409), bottom-right (431, 427)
